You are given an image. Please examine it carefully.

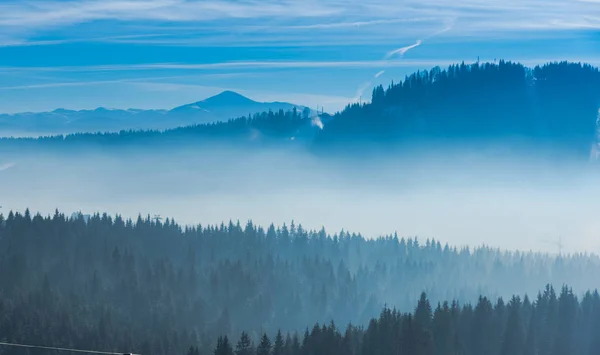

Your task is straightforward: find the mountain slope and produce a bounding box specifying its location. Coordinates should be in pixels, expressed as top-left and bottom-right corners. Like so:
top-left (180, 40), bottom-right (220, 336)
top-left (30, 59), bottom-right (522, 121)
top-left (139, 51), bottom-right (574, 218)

top-left (0, 91), bottom-right (311, 136)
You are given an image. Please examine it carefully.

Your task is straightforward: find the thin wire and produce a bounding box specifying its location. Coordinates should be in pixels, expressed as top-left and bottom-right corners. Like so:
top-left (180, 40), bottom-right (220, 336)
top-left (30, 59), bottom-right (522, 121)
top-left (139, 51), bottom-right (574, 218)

top-left (0, 341), bottom-right (133, 355)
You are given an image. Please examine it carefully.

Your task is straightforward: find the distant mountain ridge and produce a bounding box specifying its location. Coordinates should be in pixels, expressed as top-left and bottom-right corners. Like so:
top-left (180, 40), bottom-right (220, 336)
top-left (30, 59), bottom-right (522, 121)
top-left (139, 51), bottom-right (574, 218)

top-left (1, 61), bottom-right (599, 160)
top-left (0, 91), bottom-right (312, 136)
top-left (169, 90), bottom-right (311, 121)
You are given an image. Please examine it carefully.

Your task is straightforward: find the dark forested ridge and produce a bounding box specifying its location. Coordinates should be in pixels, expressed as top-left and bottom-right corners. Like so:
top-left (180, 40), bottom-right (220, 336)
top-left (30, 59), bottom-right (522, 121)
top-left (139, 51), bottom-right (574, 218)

top-left (1, 210), bottom-right (599, 355)
top-left (316, 61), bottom-right (600, 154)
top-left (0, 108), bottom-right (312, 153)
top-left (209, 285), bottom-right (600, 355)
top-left (1, 61), bottom-right (599, 158)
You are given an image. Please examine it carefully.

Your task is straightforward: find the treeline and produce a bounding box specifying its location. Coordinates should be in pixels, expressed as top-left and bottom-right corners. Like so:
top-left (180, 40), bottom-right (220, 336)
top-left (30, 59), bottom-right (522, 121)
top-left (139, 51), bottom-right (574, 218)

top-left (204, 285), bottom-right (600, 355)
top-left (0, 210), bottom-right (599, 355)
top-left (316, 61), bottom-right (600, 155)
top-left (0, 108), bottom-right (311, 153)
top-left (1, 61), bottom-right (599, 157)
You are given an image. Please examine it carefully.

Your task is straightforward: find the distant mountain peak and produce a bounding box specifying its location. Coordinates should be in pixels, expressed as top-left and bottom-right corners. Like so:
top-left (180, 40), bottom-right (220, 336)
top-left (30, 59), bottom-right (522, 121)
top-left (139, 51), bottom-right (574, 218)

top-left (200, 90), bottom-right (256, 106)
top-left (52, 108), bottom-right (74, 114)
top-left (1, 90), bottom-right (310, 136)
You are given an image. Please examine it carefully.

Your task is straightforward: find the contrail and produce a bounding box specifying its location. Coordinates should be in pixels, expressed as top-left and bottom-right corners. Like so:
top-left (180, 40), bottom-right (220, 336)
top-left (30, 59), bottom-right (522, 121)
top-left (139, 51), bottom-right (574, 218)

top-left (384, 40), bottom-right (422, 59)
top-left (354, 40), bottom-right (420, 101)
top-left (354, 81), bottom-right (374, 102)
top-left (352, 20), bottom-right (454, 104)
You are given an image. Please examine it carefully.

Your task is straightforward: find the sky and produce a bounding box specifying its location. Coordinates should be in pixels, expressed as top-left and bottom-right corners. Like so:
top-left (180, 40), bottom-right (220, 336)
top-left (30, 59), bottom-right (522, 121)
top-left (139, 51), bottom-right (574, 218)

top-left (0, 0), bottom-right (599, 113)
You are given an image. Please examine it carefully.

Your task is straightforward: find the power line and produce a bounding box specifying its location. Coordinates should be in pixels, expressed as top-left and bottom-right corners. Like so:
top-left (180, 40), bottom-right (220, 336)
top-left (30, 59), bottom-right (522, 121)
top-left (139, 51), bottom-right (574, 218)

top-left (0, 341), bottom-right (134, 355)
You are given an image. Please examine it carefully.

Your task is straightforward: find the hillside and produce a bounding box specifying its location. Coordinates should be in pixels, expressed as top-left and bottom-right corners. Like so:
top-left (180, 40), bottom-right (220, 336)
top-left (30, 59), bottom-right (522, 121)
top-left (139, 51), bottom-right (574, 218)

top-left (315, 61), bottom-right (600, 155)
top-left (214, 286), bottom-right (600, 355)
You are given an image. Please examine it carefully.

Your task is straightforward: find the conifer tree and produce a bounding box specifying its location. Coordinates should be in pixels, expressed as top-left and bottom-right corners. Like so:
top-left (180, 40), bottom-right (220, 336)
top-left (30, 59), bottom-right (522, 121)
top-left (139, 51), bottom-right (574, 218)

top-left (235, 332), bottom-right (254, 355)
top-left (214, 336), bottom-right (234, 355)
top-left (273, 330), bottom-right (284, 355)
top-left (256, 333), bottom-right (272, 355)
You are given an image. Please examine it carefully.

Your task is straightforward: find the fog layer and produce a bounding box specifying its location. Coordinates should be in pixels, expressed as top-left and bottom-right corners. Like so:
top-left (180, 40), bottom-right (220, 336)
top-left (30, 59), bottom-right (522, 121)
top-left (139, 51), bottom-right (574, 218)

top-left (1, 147), bottom-right (598, 254)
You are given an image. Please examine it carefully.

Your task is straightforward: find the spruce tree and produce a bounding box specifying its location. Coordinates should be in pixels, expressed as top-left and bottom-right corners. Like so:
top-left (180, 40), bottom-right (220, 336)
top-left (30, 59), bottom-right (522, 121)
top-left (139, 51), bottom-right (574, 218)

top-left (256, 333), bottom-right (272, 355)
top-left (214, 336), bottom-right (234, 355)
top-left (235, 332), bottom-right (254, 355)
top-left (501, 296), bottom-right (524, 355)
top-left (273, 330), bottom-right (284, 355)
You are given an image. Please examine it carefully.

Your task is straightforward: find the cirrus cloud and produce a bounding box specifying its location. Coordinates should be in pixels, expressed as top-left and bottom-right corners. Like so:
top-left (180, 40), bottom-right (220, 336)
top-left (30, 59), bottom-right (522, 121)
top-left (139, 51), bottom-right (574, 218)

top-left (0, 0), bottom-right (598, 47)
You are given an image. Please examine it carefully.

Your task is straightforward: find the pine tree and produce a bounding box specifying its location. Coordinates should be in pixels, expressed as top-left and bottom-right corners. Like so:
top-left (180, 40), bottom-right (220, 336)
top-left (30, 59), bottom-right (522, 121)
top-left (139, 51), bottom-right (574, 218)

top-left (187, 346), bottom-right (200, 355)
top-left (471, 296), bottom-right (494, 355)
top-left (552, 286), bottom-right (577, 355)
top-left (273, 330), bottom-right (284, 355)
top-left (523, 311), bottom-right (536, 355)
top-left (501, 296), bottom-right (524, 355)
top-left (589, 308), bottom-right (600, 355)
top-left (415, 292), bottom-right (433, 330)
top-left (214, 336), bottom-right (234, 355)
top-left (235, 332), bottom-right (254, 355)
top-left (256, 333), bottom-right (272, 355)
top-left (433, 302), bottom-right (453, 355)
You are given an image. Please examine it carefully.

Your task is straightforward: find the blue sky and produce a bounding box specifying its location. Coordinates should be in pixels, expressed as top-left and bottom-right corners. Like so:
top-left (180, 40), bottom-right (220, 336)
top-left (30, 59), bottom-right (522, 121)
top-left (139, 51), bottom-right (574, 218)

top-left (0, 0), bottom-right (599, 113)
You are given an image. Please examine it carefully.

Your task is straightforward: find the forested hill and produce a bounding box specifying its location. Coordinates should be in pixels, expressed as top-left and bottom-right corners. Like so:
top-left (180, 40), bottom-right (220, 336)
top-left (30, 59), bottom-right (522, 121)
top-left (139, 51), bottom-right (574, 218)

top-left (208, 285), bottom-right (600, 355)
top-left (0, 61), bottom-right (599, 157)
top-left (315, 61), bottom-right (600, 155)
top-left (1, 209), bottom-right (600, 355)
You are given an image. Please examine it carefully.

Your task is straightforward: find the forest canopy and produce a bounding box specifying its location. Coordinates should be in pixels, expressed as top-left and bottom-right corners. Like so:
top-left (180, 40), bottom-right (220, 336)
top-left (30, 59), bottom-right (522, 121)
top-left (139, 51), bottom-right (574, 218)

top-left (206, 284), bottom-right (600, 355)
top-left (0, 209), bottom-right (599, 355)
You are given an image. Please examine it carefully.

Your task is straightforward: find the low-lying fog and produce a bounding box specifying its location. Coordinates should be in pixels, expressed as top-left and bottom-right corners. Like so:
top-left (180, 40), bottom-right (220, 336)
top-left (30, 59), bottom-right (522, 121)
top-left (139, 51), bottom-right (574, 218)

top-left (1, 147), bottom-right (598, 254)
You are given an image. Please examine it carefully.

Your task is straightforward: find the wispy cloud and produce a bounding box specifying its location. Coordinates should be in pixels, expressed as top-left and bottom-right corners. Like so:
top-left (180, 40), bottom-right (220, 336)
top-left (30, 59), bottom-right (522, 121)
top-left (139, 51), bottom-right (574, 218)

top-left (0, 0), bottom-right (339, 27)
top-left (0, 33), bottom-right (175, 47)
top-left (0, 59), bottom-right (464, 74)
top-left (286, 17), bottom-right (439, 30)
top-left (0, 79), bottom-right (132, 90)
top-left (1, 0), bottom-right (599, 47)
top-left (0, 71), bottom-right (262, 90)
top-left (3, 56), bottom-right (599, 90)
